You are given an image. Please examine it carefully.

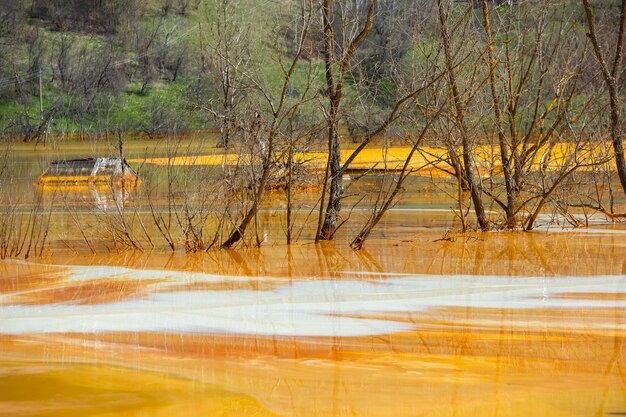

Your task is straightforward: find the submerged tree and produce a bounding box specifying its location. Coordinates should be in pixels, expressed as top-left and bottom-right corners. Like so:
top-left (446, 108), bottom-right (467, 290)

top-left (581, 0), bottom-right (626, 196)
top-left (478, 0), bottom-right (594, 229)
top-left (220, 0), bottom-right (316, 248)
top-left (315, 0), bottom-right (437, 241)
top-left (436, 0), bottom-right (489, 231)
top-left (315, 0), bottom-right (379, 241)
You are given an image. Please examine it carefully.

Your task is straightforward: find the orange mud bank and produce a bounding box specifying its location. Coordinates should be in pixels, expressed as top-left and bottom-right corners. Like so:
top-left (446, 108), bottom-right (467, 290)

top-left (1, 233), bottom-right (626, 416)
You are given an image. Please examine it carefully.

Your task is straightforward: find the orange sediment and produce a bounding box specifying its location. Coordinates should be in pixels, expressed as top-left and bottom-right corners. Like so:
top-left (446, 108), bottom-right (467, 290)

top-left (128, 143), bottom-right (619, 177)
top-left (34, 174), bottom-right (142, 187)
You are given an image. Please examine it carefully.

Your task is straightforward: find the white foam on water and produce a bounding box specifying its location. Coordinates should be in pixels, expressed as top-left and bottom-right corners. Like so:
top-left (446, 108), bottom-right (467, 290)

top-left (64, 265), bottom-right (260, 284)
top-left (1, 264), bottom-right (625, 337)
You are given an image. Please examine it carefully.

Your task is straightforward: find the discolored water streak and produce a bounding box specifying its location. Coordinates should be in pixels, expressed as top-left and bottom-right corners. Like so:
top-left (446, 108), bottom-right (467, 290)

top-left (2, 262), bottom-right (626, 336)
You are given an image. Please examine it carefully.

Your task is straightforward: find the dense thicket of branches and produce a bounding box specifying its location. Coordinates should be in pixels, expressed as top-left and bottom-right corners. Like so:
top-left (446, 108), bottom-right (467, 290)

top-left (29, 0), bottom-right (140, 33)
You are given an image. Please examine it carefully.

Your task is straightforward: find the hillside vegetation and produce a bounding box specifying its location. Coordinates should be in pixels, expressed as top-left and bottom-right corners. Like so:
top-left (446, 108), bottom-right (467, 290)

top-left (0, 1), bottom-right (619, 140)
top-left (0, 0), bottom-right (292, 136)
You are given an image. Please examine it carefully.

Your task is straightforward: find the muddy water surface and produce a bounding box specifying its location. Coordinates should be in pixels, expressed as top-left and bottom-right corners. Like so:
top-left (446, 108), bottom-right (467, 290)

top-left (2, 139), bottom-right (626, 416)
top-left (1, 233), bottom-right (626, 416)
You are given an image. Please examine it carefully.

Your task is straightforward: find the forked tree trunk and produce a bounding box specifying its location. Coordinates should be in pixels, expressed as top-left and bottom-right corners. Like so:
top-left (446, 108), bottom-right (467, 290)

top-left (317, 0), bottom-right (378, 240)
top-left (481, 0), bottom-right (516, 227)
top-left (437, 0), bottom-right (489, 231)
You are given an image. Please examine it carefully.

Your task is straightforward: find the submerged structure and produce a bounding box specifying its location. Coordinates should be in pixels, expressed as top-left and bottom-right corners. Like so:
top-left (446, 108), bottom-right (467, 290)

top-left (35, 158), bottom-right (141, 187)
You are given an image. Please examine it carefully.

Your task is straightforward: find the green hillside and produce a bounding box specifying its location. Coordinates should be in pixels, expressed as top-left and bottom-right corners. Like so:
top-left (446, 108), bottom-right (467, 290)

top-left (0, 0), bottom-right (299, 138)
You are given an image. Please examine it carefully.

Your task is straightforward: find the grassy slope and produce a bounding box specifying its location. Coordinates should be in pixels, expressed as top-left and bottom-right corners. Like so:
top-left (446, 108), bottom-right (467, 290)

top-left (0, 0), bottom-right (290, 136)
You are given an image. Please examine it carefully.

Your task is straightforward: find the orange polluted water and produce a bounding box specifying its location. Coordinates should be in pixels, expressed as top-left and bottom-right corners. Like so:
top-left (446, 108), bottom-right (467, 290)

top-left (1, 234), bottom-right (626, 417)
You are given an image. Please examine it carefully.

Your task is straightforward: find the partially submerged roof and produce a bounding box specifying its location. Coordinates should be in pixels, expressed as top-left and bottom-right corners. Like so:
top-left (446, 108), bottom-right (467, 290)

top-left (36, 157), bottom-right (141, 186)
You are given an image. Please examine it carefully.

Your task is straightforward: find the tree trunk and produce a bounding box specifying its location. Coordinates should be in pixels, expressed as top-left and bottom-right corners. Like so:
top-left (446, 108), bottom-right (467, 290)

top-left (437, 0), bottom-right (489, 231)
top-left (609, 88), bottom-right (626, 194)
top-left (316, 0), bottom-right (377, 241)
top-left (481, 0), bottom-right (516, 227)
top-left (582, 0), bottom-right (626, 195)
top-left (320, 129), bottom-right (342, 239)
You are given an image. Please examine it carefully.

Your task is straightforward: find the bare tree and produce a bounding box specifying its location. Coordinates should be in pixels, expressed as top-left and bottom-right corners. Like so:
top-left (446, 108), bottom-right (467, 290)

top-left (477, 0), bottom-right (596, 229)
top-left (313, 0), bottom-right (452, 241)
top-left (315, 0), bottom-right (378, 241)
top-left (132, 18), bottom-right (163, 96)
top-left (221, 0), bottom-right (315, 248)
top-left (581, 0), bottom-right (626, 195)
top-left (200, 0), bottom-right (250, 148)
top-left (436, 0), bottom-right (489, 230)
top-left (351, 94), bottom-right (445, 249)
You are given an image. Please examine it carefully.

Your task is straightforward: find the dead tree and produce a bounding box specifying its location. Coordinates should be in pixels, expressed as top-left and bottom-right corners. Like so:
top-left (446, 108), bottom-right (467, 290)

top-left (581, 0), bottom-right (626, 195)
top-left (201, 0), bottom-right (250, 148)
top-left (315, 0), bottom-right (379, 241)
top-left (351, 92), bottom-right (445, 250)
top-left (436, 0), bottom-right (489, 231)
top-left (315, 0), bottom-right (445, 241)
top-left (480, 0), bottom-right (514, 226)
top-left (221, 0), bottom-right (315, 248)
top-left (478, 0), bottom-right (594, 229)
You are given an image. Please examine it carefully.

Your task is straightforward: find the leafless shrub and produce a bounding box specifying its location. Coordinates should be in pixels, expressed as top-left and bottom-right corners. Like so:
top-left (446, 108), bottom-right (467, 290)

top-left (0, 0), bottom-right (25, 37)
top-left (0, 145), bottom-right (52, 259)
top-left (29, 0), bottom-right (140, 34)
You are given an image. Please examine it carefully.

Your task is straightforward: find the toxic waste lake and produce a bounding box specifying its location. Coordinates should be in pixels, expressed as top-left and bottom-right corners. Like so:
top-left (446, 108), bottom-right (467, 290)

top-left (1, 138), bottom-right (626, 416)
